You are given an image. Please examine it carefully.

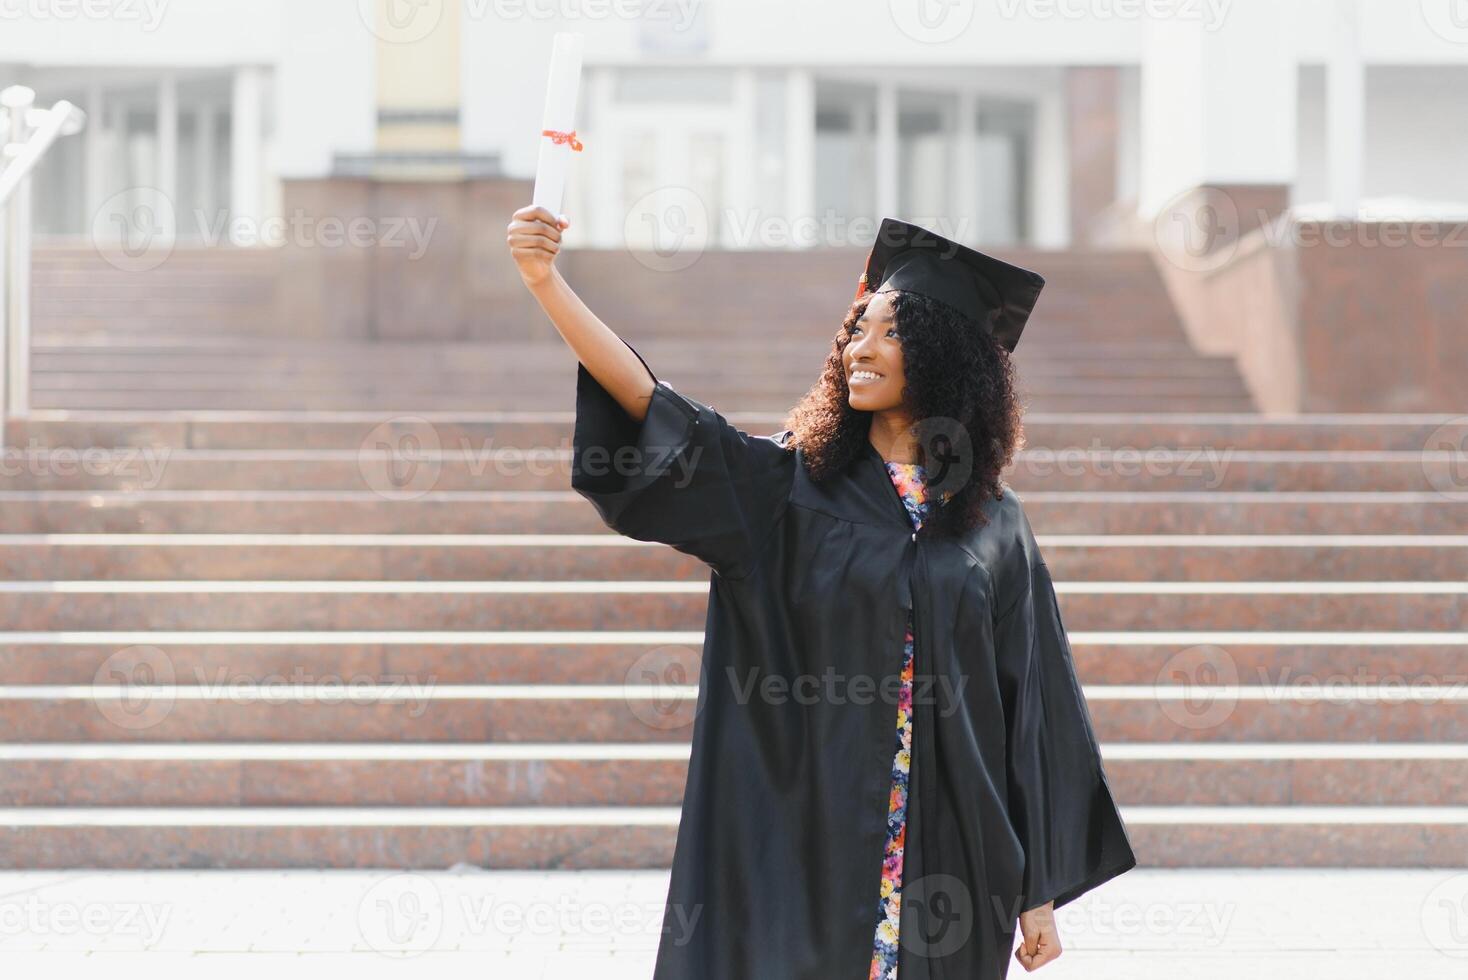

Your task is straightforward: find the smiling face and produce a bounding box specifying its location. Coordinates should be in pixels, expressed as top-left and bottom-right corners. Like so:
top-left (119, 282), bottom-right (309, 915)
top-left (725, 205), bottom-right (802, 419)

top-left (843, 290), bottom-right (908, 412)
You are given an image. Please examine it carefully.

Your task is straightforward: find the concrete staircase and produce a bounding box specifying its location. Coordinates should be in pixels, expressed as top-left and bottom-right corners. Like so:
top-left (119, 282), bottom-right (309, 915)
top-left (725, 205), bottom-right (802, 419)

top-left (4, 245), bottom-right (1465, 869)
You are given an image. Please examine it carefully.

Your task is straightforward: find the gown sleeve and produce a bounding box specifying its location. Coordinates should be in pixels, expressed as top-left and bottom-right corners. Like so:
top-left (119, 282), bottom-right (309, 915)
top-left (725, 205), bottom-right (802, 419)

top-left (570, 335), bottom-right (792, 580)
top-left (993, 511), bottom-right (1138, 913)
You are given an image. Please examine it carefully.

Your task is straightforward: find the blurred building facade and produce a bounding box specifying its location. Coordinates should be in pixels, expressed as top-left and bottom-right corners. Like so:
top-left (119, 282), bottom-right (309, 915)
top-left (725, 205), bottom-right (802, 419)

top-left (2, 0), bottom-right (1467, 250)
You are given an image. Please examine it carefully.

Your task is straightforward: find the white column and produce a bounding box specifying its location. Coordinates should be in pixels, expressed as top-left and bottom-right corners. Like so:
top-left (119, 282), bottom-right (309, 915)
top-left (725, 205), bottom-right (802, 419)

top-left (784, 68), bottom-right (815, 243)
top-left (230, 66), bottom-right (264, 247)
top-left (83, 81), bottom-right (105, 224)
top-left (1138, 1), bottom-right (1297, 217)
top-left (730, 68), bottom-right (756, 248)
top-left (1326, 0), bottom-right (1364, 219)
top-left (875, 81), bottom-right (898, 220)
top-left (195, 104), bottom-right (216, 217)
top-left (954, 89), bottom-right (978, 244)
top-left (1033, 87), bottom-right (1068, 248)
top-left (157, 73), bottom-right (178, 213)
top-left (587, 66), bottom-right (617, 247)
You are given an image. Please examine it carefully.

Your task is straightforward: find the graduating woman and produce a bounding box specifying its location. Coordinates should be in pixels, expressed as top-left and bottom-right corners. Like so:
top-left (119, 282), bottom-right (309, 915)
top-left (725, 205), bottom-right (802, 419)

top-left (506, 207), bottom-right (1138, 980)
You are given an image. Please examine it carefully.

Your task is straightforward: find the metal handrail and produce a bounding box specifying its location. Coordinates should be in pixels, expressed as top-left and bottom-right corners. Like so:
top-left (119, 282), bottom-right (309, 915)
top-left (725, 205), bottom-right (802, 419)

top-left (1, 86), bottom-right (86, 427)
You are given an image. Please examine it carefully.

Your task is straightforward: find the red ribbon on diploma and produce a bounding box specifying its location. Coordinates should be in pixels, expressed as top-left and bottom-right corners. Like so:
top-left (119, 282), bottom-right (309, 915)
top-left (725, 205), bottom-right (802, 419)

top-left (542, 128), bottom-right (584, 151)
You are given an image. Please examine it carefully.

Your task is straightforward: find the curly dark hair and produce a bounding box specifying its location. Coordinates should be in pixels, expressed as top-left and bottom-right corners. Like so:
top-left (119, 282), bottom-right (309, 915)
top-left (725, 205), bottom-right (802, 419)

top-left (781, 289), bottom-right (1026, 539)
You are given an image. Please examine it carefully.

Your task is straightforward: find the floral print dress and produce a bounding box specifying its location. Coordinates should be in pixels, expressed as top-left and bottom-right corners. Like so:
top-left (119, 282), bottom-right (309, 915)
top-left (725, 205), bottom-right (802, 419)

top-left (869, 460), bottom-right (952, 980)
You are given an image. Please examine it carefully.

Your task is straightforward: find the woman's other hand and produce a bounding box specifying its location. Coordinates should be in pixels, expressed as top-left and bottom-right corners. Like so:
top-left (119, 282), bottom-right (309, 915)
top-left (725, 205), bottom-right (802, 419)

top-left (507, 204), bottom-right (570, 289)
top-left (1013, 901), bottom-right (1062, 971)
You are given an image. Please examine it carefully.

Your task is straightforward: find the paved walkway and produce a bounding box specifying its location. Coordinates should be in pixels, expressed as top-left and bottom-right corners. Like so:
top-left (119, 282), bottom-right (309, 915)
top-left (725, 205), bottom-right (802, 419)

top-left (0, 868), bottom-right (1465, 978)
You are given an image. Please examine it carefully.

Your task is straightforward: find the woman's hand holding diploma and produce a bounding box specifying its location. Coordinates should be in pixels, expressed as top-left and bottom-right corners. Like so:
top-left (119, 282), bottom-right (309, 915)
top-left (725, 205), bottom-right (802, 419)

top-left (506, 205), bottom-right (568, 289)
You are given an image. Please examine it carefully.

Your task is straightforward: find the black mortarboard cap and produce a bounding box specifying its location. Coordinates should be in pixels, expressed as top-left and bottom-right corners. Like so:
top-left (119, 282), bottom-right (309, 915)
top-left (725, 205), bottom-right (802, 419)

top-left (854, 217), bottom-right (1045, 353)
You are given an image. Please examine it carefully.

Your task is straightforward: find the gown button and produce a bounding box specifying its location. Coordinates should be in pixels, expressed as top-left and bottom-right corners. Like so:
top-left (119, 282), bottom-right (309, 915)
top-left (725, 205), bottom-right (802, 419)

top-left (911, 531), bottom-right (917, 542)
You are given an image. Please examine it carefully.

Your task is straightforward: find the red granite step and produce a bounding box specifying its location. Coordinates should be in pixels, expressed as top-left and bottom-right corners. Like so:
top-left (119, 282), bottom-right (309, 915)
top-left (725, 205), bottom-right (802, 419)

top-left (0, 449), bottom-right (1455, 493)
top-left (12, 412), bottom-right (1465, 452)
top-left (2, 816), bottom-right (1462, 869)
top-left (4, 636), bottom-right (1456, 687)
top-left (1, 692), bottom-right (1463, 743)
top-left (1, 748), bottom-right (1462, 807)
top-left (0, 493), bottom-right (1463, 533)
top-left (0, 582), bottom-right (1460, 631)
top-left (0, 534), bottom-right (1462, 581)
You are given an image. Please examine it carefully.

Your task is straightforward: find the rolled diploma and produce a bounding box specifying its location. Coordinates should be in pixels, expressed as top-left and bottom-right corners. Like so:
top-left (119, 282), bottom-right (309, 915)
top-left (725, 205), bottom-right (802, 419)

top-left (531, 31), bottom-right (584, 216)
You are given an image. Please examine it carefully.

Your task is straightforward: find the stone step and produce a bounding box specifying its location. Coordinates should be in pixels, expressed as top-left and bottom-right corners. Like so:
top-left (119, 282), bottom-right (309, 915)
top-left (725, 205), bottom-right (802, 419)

top-left (0, 581), bottom-right (1459, 630)
top-left (1, 688), bottom-right (1465, 742)
top-left (29, 372), bottom-right (1256, 400)
top-left (0, 491), bottom-right (1462, 533)
top-left (0, 534), bottom-right (1462, 581)
top-left (0, 449), bottom-right (1455, 493)
top-left (13, 412), bottom-right (1464, 452)
top-left (2, 633), bottom-right (1458, 685)
top-left (29, 391), bottom-right (1261, 413)
top-left (4, 806), bottom-right (1465, 868)
top-left (1, 744), bottom-right (1463, 806)
top-left (31, 353), bottom-right (1248, 383)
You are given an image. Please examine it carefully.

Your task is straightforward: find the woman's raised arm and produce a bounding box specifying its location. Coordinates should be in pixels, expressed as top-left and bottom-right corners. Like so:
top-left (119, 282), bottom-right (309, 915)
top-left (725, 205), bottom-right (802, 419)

top-left (506, 204), bottom-right (656, 421)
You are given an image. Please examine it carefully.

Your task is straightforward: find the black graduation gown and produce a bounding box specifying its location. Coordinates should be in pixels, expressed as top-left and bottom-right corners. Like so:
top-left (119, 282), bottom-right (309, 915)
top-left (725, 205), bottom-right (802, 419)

top-left (570, 339), bottom-right (1138, 980)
